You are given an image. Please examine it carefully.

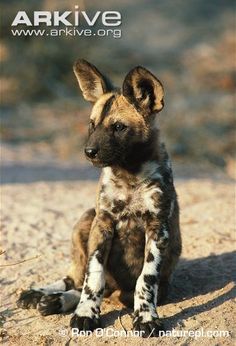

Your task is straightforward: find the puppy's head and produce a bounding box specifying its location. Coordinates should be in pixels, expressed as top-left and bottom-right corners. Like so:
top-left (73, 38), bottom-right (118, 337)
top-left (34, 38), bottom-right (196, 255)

top-left (74, 59), bottom-right (164, 168)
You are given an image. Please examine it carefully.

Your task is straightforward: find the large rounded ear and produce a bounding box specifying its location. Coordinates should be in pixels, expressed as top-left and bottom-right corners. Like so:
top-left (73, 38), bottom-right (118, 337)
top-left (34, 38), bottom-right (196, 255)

top-left (73, 59), bottom-right (113, 102)
top-left (122, 66), bottom-right (164, 115)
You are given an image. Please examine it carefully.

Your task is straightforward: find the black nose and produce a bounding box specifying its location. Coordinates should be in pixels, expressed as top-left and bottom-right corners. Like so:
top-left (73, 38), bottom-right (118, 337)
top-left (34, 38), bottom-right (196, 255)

top-left (85, 147), bottom-right (98, 159)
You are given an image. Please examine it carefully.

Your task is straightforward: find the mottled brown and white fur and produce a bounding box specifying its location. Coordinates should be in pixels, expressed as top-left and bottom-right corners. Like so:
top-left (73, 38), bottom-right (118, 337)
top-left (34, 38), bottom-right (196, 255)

top-left (17, 60), bottom-right (182, 338)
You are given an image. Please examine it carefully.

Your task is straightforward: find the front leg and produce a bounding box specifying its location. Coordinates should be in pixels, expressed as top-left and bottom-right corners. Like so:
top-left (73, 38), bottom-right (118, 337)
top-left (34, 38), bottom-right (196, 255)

top-left (70, 211), bottom-right (114, 332)
top-left (133, 220), bottom-right (168, 337)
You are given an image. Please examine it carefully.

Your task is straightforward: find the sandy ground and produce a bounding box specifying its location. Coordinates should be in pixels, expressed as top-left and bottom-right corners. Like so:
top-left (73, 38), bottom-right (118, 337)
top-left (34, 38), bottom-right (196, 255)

top-left (0, 158), bottom-right (235, 346)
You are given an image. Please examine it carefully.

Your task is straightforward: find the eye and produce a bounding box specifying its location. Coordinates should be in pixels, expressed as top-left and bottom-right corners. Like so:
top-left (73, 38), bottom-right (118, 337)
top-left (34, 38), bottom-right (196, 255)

top-left (89, 120), bottom-right (95, 133)
top-left (113, 122), bottom-right (127, 132)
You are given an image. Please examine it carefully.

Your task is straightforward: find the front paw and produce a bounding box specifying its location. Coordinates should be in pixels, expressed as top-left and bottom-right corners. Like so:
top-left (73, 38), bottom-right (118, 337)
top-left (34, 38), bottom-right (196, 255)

top-left (70, 314), bottom-right (101, 332)
top-left (17, 289), bottom-right (44, 309)
top-left (133, 317), bottom-right (164, 338)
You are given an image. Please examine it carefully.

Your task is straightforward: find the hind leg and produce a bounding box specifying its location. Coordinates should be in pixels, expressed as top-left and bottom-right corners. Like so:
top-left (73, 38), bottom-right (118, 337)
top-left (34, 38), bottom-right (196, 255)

top-left (39, 208), bottom-right (96, 315)
top-left (17, 276), bottom-right (75, 310)
top-left (17, 208), bottom-right (96, 315)
top-left (38, 288), bottom-right (83, 316)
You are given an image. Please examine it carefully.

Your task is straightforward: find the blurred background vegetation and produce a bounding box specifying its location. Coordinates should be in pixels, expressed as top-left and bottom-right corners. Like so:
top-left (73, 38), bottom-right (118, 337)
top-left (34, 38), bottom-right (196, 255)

top-left (0, 0), bottom-right (235, 176)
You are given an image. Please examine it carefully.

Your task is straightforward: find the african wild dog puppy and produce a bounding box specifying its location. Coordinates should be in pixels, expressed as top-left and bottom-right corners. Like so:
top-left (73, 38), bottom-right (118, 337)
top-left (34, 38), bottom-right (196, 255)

top-left (17, 60), bottom-right (182, 337)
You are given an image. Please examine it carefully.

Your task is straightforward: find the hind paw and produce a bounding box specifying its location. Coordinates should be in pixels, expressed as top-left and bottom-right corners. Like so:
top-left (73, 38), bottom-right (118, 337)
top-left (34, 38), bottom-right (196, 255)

top-left (17, 289), bottom-right (44, 309)
top-left (38, 293), bottom-right (63, 316)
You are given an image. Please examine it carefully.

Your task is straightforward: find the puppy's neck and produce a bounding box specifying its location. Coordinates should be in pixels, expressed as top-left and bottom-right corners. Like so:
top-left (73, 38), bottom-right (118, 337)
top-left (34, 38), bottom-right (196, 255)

top-left (103, 130), bottom-right (164, 185)
top-left (113, 127), bottom-right (161, 175)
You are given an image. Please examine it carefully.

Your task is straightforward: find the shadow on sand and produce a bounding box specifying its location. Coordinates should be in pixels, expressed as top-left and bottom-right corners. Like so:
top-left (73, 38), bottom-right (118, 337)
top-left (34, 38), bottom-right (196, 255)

top-left (1, 162), bottom-right (234, 185)
top-left (0, 163), bottom-right (100, 184)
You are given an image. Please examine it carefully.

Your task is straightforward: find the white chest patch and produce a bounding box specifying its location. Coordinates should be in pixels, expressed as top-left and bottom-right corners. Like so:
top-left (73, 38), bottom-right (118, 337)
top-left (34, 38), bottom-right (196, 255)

top-left (100, 167), bottom-right (162, 215)
top-left (128, 184), bottom-right (161, 215)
